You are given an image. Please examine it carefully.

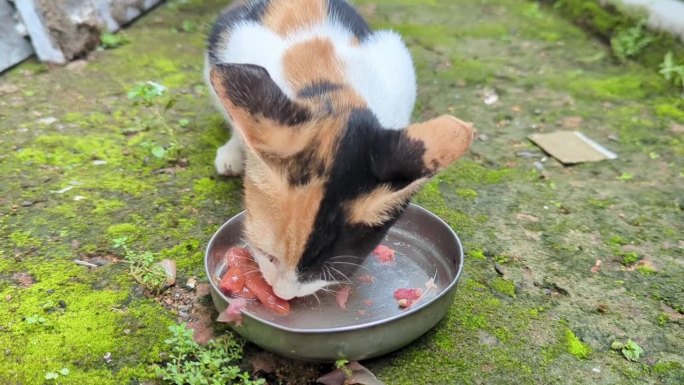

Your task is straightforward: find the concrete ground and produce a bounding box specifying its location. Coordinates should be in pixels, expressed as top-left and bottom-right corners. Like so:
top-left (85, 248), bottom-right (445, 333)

top-left (0, 0), bottom-right (682, 384)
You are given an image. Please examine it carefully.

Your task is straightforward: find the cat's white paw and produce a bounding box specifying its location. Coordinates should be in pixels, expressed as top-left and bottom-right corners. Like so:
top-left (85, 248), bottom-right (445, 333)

top-left (215, 141), bottom-right (244, 176)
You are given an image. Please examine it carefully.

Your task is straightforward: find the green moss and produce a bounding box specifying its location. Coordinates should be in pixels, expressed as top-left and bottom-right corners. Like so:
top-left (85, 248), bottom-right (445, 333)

top-left (655, 103), bottom-right (684, 122)
top-left (455, 188), bottom-right (478, 199)
top-left (636, 264), bottom-right (656, 275)
top-left (621, 251), bottom-right (640, 265)
top-left (0, 261), bottom-right (172, 384)
top-left (414, 181), bottom-right (486, 237)
top-left (554, 73), bottom-right (665, 101)
top-left (565, 329), bottom-right (591, 359)
top-left (92, 199), bottom-right (126, 215)
top-left (652, 361), bottom-right (684, 381)
top-left (107, 223), bottom-right (142, 240)
top-left (9, 230), bottom-right (39, 248)
top-left (467, 249), bottom-right (486, 260)
top-left (491, 277), bottom-right (516, 297)
top-left (158, 239), bottom-right (203, 272)
top-left (587, 197), bottom-right (616, 208)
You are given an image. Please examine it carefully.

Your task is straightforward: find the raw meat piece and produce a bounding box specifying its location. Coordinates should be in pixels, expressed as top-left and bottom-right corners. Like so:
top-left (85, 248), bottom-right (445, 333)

top-left (393, 288), bottom-right (423, 308)
top-left (219, 267), bottom-right (245, 295)
top-left (221, 247), bottom-right (290, 314)
top-left (372, 245), bottom-right (395, 264)
top-left (237, 286), bottom-right (257, 299)
top-left (357, 274), bottom-right (375, 283)
top-left (336, 285), bottom-right (352, 310)
top-left (216, 297), bottom-right (248, 326)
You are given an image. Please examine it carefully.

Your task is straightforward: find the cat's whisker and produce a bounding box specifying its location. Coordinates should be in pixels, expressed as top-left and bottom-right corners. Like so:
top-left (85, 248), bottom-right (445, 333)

top-left (331, 260), bottom-right (370, 271)
top-left (327, 264), bottom-right (353, 284)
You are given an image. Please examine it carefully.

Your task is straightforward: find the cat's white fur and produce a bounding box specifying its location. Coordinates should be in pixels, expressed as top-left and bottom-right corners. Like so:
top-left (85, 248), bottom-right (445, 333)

top-left (206, 14), bottom-right (417, 298)
top-left (206, 19), bottom-right (417, 176)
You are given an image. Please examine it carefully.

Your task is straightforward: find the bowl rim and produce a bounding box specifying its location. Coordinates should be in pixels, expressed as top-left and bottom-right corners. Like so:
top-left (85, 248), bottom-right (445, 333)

top-left (204, 203), bottom-right (464, 334)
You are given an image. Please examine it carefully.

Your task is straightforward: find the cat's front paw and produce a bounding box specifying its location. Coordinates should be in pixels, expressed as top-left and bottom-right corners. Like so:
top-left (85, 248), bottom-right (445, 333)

top-left (215, 142), bottom-right (244, 176)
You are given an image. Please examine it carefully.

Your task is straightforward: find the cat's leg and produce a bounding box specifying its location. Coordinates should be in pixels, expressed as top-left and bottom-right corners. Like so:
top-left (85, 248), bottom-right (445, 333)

top-left (205, 54), bottom-right (245, 176)
top-left (214, 128), bottom-right (245, 176)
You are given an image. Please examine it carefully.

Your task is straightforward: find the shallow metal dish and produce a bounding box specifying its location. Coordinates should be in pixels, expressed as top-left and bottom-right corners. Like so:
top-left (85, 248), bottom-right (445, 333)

top-left (204, 203), bottom-right (464, 362)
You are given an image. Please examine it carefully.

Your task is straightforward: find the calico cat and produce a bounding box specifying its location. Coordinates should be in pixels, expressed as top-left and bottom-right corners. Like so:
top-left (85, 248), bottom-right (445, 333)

top-left (205, 0), bottom-right (474, 299)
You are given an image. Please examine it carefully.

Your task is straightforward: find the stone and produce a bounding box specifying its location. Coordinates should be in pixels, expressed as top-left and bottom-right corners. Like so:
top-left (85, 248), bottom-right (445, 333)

top-left (12, 0), bottom-right (164, 65)
top-left (0, 0), bottom-right (34, 73)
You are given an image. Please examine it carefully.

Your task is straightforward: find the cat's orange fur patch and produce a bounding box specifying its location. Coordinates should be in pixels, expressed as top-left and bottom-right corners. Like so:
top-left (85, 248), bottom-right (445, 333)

top-left (406, 115), bottom-right (475, 174)
top-left (263, 0), bottom-right (326, 36)
top-left (345, 180), bottom-right (426, 226)
top-left (244, 156), bottom-right (325, 268)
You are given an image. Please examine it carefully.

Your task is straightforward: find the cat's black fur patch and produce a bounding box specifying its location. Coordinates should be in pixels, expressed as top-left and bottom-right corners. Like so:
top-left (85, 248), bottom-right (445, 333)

top-left (208, 0), bottom-right (270, 63)
top-left (213, 63), bottom-right (311, 126)
top-left (326, 0), bottom-right (371, 41)
top-left (297, 81), bottom-right (342, 99)
top-left (297, 109), bottom-right (426, 281)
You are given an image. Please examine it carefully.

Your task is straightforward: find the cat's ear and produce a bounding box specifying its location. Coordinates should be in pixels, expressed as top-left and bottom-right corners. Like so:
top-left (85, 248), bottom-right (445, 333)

top-left (350, 115), bottom-right (473, 227)
top-left (373, 115), bottom-right (474, 184)
top-left (209, 63), bottom-right (312, 156)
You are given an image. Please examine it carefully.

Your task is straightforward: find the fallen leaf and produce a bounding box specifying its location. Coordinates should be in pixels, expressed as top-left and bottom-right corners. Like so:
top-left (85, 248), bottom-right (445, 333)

top-left (11, 272), bottom-right (34, 287)
top-left (154, 259), bottom-right (176, 286)
top-left (0, 84), bottom-right (20, 95)
top-left (516, 213), bottom-right (539, 222)
top-left (250, 352), bottom-right (276, 374)
top-left (562, 116), bottom-right (583, 128)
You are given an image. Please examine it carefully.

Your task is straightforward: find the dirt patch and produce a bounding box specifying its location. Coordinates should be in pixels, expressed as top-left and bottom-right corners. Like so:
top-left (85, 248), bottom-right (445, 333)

top-left (155, 281), bottom-right (219, 344)
top-left (11, 272), bottom-right (34, 287)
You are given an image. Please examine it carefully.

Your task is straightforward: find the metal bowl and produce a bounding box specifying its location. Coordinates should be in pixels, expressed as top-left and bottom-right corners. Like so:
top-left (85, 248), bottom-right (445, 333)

top-left (204, 203), bottom-right (464, 362)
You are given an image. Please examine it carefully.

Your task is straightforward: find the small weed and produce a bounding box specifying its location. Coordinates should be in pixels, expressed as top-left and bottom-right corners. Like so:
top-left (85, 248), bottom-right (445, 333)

top-left (622, 339), bottom-right (644, 362)
top-left (44, 368), bottom-right (69, 381)
top-left (636, 264), bottom-right (656, 275)
top-left (468, 249), bottom-right (486, 260)
top-left (25, 314), bottom-right (46, 325)
top-left (610, 20), bottom-right (654, 62)
top-left (494, 255), bottom-right (510, 264)
top-left (113, 237), bottom-right (167, 293)
top-left (621, 252), bottom-right (639, 266)
top-left (127, 81), bottom-right (181, 162)
top-left (174, 19), bottom-right (197, 33)
top-left (154, 323), bottom-right (265, 385)
top-left (44, 372), bottom-right (59, 381)
top-left (659, 52), bottom-right (684, 94)
top-left (100, 32), bottom-right (129, 49)
top-left (657, 313), bottom-right (669, 326)
top-left (618, 172), bottom-right (634, 181)
top-left (334, 359), bottom-right (353, 379)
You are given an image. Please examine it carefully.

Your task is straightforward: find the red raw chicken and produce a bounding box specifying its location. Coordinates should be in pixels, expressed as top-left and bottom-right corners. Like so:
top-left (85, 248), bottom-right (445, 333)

top-left (217, 297), bottom-right (248, 326)
top-left (372, 245), bottom-right (395, 264)
top-left (393, 288), bottom-right (423, 308)
top-left (219, 247), bottom-right (290, 315)
top-left (336, 285), bottom-right (352, 310)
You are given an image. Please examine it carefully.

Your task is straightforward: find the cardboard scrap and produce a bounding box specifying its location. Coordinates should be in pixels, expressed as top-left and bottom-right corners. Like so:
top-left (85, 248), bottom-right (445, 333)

top-left (528, 131), bottom-right (617, 165)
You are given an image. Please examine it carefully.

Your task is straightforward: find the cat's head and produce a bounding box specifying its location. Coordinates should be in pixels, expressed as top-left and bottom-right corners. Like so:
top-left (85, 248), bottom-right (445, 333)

top-left (210, 63), bottom-right (473, 299)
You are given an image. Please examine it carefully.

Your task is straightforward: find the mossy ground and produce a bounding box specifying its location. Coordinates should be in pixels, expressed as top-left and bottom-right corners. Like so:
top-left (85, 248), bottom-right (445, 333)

top-left (1, 0), bottom-right (683, 384)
